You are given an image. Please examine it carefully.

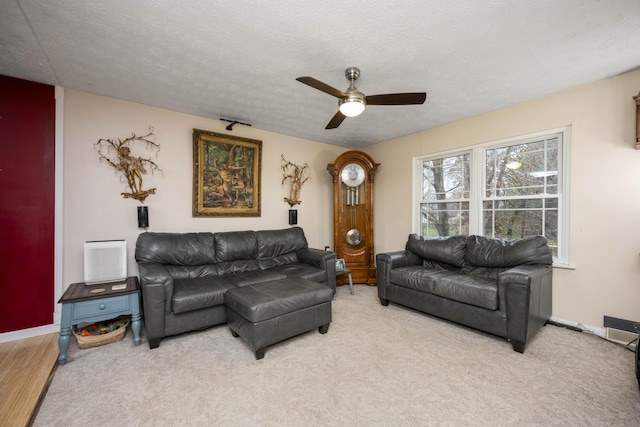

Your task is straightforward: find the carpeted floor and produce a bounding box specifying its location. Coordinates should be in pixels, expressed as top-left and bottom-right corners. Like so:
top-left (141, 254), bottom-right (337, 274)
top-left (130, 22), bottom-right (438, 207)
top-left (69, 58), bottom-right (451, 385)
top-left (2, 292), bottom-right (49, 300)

top-left (35, 285), bottom-right (640, 426)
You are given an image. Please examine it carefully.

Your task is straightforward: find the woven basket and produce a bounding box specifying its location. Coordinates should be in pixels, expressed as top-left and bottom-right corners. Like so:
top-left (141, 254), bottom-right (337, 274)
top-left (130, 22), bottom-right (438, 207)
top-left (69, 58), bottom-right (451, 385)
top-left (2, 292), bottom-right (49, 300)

top-left (73, 318), bottom-right (129, 349)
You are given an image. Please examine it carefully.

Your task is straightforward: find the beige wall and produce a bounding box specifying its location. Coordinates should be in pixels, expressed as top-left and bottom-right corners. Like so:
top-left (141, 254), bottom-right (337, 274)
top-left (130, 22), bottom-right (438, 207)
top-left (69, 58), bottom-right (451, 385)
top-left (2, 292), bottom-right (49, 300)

top-left (366, 69), bottom-right (640, 327)
top-left (63, 90), bottom-right (344, 287)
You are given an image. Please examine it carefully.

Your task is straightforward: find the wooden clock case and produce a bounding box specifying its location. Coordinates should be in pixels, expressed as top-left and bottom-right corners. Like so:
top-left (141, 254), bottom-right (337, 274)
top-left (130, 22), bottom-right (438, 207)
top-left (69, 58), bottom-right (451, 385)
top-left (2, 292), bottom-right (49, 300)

top-left (327, 150), bottom-right (379, 286)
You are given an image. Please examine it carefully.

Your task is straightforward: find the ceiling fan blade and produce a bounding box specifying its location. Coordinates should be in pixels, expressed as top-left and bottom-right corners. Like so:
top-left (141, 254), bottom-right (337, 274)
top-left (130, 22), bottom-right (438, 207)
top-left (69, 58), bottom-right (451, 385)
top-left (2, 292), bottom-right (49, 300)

top-left (325, 111), bottom-right (347, 129)
top-left (296, 77), bottom-right (346, 98)
top-left (366, 92), bottom-right (427, 105)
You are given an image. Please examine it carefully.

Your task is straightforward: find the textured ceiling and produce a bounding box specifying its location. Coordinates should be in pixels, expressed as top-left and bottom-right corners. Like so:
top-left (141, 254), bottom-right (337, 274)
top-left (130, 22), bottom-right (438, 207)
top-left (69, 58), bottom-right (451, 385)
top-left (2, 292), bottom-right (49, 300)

top-left (2, 0), bottom-right (640, 148)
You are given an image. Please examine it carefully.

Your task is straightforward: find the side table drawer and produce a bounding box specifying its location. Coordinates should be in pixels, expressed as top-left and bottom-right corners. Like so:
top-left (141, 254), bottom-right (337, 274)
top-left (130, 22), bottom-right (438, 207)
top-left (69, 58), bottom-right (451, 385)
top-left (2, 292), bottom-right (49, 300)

top-left (73, 295), bottom-right (130, 321)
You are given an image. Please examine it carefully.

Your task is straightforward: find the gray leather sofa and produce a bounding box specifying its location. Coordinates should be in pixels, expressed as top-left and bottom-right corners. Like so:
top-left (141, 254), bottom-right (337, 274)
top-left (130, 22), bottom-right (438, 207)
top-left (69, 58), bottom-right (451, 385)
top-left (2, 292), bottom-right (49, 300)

top-left (135, 227), bottom-right (336, 349)
top-left (376, 234), bottom-right (553, 353)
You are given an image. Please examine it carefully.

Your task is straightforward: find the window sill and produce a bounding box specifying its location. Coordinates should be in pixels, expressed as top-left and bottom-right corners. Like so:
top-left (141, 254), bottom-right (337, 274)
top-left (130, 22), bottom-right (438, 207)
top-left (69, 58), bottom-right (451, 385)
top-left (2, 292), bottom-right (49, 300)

top-left (552, 262), bottom-right (576, 270)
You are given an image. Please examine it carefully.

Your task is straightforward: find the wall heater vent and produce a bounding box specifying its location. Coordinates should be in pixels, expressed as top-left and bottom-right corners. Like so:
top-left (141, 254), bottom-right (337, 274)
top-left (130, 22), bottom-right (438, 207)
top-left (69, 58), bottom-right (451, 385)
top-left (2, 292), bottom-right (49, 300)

top-left (605, 327), bottom-right (638, 350)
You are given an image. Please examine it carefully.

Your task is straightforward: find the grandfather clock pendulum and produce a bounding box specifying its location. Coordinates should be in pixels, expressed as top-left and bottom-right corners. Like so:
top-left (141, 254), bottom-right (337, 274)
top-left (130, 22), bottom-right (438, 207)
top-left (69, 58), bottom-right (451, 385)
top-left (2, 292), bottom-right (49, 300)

top-left (327, 150), bottom-right (379, 286)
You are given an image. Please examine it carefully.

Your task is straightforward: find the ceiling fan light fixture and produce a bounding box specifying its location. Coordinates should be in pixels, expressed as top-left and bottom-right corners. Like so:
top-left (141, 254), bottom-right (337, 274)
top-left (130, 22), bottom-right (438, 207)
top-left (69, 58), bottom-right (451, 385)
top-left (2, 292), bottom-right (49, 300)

top-left (339, 98), bottom-right (366, 117)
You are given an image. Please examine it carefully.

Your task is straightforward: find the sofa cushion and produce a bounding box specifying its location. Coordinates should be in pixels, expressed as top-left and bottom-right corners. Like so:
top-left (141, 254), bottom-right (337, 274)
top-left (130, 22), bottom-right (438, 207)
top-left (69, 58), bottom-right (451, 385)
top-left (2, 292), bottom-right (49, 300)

top-left (268, 263), bottom-right (327, 283)
top-left (165, 264), bottom-right (218, 280)
top-left (215, 231), bottom-right (257, 262)
top-left (219, 271), bottom-right (287, 287)
top-left (464, 235), bottom-right (552, 268)
top-left (389, 266), bottom-right (460, 293)
top-left (405, 234), bottom-right (467, 267)
top-left (136, 232), bottom-right (216, 266)
top-left (459, 265), bottom-right (506, 280)
top-left (389, 266), bottom-right (498, 310)
top-left (172, 276), bottom-right (235, 314)
top-left (256, 226), bottom-right (308, 259)
top-left (434, 274), bottom-right (498, 310)
top-left (258, 253), bottom-right (299, 270)
top-left (216, 259), bottom-right (260, 275)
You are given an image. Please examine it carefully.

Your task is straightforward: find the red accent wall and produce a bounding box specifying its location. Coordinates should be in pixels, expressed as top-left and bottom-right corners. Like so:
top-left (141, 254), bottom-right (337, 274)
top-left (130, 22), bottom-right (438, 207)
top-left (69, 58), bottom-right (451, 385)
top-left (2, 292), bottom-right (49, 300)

top-left (0, 75), bottom-right (55, 332)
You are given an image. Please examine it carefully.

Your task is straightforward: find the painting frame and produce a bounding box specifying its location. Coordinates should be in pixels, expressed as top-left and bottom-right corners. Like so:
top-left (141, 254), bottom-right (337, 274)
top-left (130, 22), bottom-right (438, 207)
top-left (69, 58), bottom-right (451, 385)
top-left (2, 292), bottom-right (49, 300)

top-left (193, 129), bottom-right (262, 217)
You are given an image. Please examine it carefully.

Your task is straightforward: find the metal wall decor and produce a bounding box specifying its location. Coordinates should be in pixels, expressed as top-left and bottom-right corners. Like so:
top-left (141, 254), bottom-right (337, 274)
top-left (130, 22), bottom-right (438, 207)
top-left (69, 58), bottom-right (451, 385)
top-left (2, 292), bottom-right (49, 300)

top-left (94, 127), bottom-right (161, 203)
top-left (281, 154), bottom-right (310, 208)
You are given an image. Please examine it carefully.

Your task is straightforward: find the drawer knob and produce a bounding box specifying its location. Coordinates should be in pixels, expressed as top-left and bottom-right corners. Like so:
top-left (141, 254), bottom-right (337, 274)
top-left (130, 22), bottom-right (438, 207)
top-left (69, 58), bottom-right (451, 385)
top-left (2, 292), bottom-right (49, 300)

top-left (99, 304), bottom-right (106, 310)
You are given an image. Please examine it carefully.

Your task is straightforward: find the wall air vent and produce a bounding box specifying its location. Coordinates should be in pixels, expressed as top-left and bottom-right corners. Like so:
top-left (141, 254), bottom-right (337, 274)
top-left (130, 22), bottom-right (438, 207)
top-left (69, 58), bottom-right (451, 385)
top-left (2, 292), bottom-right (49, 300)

top-left (605, 327), bottom-right (638, 350)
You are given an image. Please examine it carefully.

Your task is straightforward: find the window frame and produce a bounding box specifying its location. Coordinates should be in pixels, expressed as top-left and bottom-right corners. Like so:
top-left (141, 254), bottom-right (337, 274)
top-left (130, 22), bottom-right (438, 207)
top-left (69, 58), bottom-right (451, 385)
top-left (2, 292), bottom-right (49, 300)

top-left (413, 126), bottom-right (571, 266)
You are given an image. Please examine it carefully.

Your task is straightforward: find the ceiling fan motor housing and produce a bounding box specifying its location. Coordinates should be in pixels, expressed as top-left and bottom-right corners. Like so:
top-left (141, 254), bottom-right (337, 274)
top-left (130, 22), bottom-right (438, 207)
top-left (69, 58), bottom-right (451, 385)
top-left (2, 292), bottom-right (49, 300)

top-left (345, 67), bottom-right (360, 82)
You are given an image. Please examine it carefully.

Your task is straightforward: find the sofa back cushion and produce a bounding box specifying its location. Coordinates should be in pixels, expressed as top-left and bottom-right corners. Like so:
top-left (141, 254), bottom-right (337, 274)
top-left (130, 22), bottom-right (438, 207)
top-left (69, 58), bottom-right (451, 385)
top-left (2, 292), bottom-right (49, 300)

top-left (214, 230), bottom-right (258, 262)
top-left (405, 234), bottom-right (467, 267)
top-left (256, 227), bottom-right (308, 258)
top-left (256, 227), bottom-right (308, 269)
top-left (464, 235), bottom-right (552, 268)
top-left (135, 232), bottom-right (216, 266)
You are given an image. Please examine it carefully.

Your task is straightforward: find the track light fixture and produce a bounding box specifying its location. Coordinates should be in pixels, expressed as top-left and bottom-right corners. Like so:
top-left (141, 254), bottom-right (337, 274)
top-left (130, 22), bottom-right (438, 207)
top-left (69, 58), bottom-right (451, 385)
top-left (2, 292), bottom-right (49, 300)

top-left (220, 118), bottom-right (252, 131)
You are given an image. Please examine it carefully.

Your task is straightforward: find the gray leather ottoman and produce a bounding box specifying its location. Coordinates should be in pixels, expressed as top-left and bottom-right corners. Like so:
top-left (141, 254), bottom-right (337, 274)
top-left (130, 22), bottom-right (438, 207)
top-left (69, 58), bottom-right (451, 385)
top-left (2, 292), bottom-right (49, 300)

top-left (224, 277), bottom-right (333, 359)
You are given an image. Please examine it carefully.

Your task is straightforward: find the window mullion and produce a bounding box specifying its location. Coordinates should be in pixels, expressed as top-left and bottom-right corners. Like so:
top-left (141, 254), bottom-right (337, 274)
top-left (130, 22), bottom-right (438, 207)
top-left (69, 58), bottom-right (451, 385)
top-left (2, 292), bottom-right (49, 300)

top-left (469, 147), bottom-right (483, 235)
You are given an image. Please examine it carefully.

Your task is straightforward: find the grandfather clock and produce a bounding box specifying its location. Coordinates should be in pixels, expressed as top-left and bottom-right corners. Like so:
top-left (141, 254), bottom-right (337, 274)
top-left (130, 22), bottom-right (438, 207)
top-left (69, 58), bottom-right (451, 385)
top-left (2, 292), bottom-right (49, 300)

top-left (328, 151), bottom-right (379, 286)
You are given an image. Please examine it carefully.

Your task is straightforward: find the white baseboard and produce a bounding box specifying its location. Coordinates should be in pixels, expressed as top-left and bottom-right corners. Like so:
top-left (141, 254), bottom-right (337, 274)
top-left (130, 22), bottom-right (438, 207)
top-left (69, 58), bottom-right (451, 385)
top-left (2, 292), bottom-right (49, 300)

top-left (0, 324), bottom-right (60, 344)
top-left (549, 316), bottom-right (606, 338)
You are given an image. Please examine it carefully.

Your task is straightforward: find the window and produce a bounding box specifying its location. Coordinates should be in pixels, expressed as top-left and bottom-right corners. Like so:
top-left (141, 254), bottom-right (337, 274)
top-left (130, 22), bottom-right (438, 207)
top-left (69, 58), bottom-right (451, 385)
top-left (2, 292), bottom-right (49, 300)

top-left (420, 153), bottom-right (470, 237)
top-left (416, 128), bottom-right (569, 264)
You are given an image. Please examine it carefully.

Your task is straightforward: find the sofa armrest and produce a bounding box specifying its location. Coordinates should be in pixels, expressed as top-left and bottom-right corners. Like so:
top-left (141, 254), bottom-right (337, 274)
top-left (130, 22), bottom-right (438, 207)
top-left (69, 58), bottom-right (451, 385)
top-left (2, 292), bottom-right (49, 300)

top-left (499, 265), bottom-right (553, 351)
top-left (376, 250), bottom-right (422, 300)
top-left (297, 247), bottom-right (334, 268)
top-left (138, 262), bottom-right (174, 343)
top-left (377, 250), bottom-right (422, 269)
top-left (297, 247), bottom-right (337, 293)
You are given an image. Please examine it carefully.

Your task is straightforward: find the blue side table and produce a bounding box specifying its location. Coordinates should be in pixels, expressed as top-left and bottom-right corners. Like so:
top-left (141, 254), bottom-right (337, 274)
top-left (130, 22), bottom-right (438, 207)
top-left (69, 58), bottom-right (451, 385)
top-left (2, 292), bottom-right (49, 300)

top-left (57, 276), bottom-right (142, 365)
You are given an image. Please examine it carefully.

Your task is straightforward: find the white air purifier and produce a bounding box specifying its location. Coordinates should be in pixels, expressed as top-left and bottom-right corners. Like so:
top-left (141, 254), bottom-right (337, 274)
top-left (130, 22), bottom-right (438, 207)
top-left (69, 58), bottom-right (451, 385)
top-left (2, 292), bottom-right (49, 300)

top-left (83, 240), bottom-right (127, 285)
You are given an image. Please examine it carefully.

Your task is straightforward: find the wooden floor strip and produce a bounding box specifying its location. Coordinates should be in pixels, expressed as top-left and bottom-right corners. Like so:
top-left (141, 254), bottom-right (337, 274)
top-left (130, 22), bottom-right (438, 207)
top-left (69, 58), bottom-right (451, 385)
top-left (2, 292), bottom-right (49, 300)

top-left (0, 333), bottom-right (59, 427)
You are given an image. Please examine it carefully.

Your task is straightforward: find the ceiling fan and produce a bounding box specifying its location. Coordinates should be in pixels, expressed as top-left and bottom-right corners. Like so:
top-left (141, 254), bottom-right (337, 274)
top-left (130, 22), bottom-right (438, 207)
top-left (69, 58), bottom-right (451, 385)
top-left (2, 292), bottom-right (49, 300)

top-left (296, 67), bottom-right (427, 129)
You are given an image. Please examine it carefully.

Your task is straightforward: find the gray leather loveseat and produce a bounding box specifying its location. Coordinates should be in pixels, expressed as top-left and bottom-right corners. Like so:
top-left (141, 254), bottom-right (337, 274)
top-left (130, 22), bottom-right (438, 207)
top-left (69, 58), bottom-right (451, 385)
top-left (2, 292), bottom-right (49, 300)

top-left (135, 227), bottom-right (336, 349)
top-left (376, 234), bottom-right (553, 353)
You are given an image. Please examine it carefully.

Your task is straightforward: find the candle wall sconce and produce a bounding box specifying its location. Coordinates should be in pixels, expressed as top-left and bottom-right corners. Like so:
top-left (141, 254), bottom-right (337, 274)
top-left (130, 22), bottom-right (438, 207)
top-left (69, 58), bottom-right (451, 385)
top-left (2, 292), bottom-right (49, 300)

top-left (137, 206), bottom-right (149, 228)
top-left (288, 209), bottom-right (298, 225)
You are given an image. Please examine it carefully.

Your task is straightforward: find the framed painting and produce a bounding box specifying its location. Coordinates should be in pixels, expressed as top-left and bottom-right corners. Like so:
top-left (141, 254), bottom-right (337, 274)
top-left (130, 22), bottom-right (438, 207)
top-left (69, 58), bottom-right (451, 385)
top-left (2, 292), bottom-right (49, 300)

top-left (193, 129), bottom-right (261, 217)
